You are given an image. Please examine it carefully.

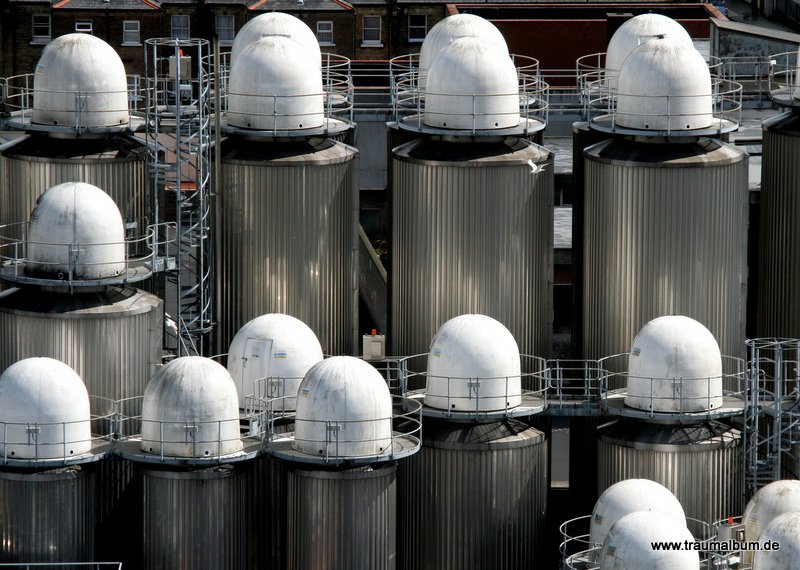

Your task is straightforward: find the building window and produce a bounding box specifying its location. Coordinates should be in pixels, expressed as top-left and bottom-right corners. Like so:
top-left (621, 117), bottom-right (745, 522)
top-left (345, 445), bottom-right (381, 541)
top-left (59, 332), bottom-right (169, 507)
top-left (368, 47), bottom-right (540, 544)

top-left (31, 14), bottom-right (51, 44)
top-left (75, 20), bottom-right (93, 35)
top-left (408, 14), bottom-right (427, 42)
top-left (316, 21), bottom-right (334, 46)
top-left (216, 15), bottom-right (235, 44)
top-left (122, 20), bottom-right (140, 45)
top-left (362, 16), bottom-right (381, 46)
top-left (171, 15), bottom-right (190, 39)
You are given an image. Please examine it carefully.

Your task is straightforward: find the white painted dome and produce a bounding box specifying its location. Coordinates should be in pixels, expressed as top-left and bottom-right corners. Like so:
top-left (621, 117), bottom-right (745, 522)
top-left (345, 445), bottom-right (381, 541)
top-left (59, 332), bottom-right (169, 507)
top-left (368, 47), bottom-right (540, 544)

top-left (227, 36), bottom-right (324, 131)
top-left (141, 357), bottom-right (243, 458)
top-left (425, 314), bottom-right (521, 412)
top-left (625, 315), bottom-right (723, 412)
top-left (424, 37), bottom-right (519, 130)
top-left (590, 479), bottom-right (686, 547)
top-left (598, 511), bottom-right (699, 568)
top-left (753, 512), bottom-right (800, 569)
top-left (616, 36), bottom-right (712, 131)
top-left (419, 14), bottom-right (507, 88)
top-left (0, 357), bottom-right (91, 459)
top-left (605, 15), bottom-right (692, 87)
top-left (227, 313), bottom-right (324, 410)
top-left (293, 356), bottom-right (392, 458)
top-left (230, 12), bottom-right (321, 66)
top-left (32, 33), bottom-right (129, 128)
top-left (744, 480), bottom-right (800, 547)
top-left (27, 182), bottom-right (126, 279)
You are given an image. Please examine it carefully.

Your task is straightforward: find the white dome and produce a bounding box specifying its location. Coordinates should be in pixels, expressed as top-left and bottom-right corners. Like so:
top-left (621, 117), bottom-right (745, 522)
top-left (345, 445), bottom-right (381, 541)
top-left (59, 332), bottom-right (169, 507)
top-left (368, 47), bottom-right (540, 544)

top-left (32, 33), bottom-right (129, 128)
top-left (227, 36), bottom-right (324, 131)
top-left (744, 480), bottom-right (800, 547)
top-left (625, 315), bottom-right (723, 413)
top-left (230, 12), bottom-right (321, 66)
top-left (590, 479), bottom-right (687, 547)
top-left (605, 15), bottom-right (692, 85)
top-left (753, 512), bottom-right (800, 569)
top-left (424, 37), bottom-right (519, 130)
top-left (0, 357), bottom-right (91, 459)
top-left (616, 37), bottom-right (712, 131)
top-left (27, 182), bottom-right (126, 279)
top-left (227, 313), bottom-right (324, 410)
top-left (598, 511), bottom-right (699, 569)
top-left (141, 357), bottom-right (243, 458)
top-left (425, 314), bottom-right (521, 412)
top-left (293, 356), bottom-right (392, 458)
top-left (419, 14), bottom-right (507, 89)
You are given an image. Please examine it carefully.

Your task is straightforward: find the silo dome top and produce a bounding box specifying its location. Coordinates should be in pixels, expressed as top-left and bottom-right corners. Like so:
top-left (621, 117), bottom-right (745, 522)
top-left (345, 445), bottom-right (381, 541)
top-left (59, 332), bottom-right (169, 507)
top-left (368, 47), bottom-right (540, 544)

top-left (615, 36), bottom-right (713, 131)
top-left (605, 14), bottom-right (692, 78)
top-left (25, 181), bottom-right (126, 280)
top-left (0, 357), bottom-right (92, 460)
top-left (744, 479), bottom-right (800, 545)
top-left (419, 14), bottom-right (507, 76)
top-left (227, 35), bottom-right (324, 132)
top-left (425, 314), bottom-right (522, 412)
top-left (32, 33), bottom-right (129, 129)
top-left (590, 479), bottom-right (686, 547)
top-left (752, 512), bottom-right (800, 568)
top-left (230, 12), bottom-right (321, 66)
top-left (424, 37), bottom-right (520, 130)
top-left (227, 313), bottom-right (324, 410)
top-left (293, 356), bottom-right (393, 459)
top-left (141, 357), bottom-right (243, 459)
top-left (598, 511), bottom-right (699, 568)
top-left (623, 315), bottom-right (724, 413)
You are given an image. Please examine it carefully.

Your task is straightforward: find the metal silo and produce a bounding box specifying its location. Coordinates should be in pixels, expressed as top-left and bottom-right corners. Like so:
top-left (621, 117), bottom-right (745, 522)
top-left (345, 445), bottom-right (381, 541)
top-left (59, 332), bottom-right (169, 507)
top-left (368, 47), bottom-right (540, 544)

top-left (388, 23), bottom-right (551, 358)
top-left (216, 22), bottom-right (356, 356)
top-left (0, 357), bottom-right (111, 563)
top-left (757, 50), bottom-right (800, 338)
top-left (398, 315), bottom-right (549, 570)
top-left (267, 356), bottom-right (421, 570)
top-left (581, 34), bottom-right (747, 360)
top-left (0, 33), bottom-right (147, 231)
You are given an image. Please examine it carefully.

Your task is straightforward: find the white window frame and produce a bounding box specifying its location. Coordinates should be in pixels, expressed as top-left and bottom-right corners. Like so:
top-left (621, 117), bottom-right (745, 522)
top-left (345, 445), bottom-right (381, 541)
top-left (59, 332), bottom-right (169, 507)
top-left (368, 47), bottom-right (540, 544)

top-left (122, 20), bottom-right (141, 46)
top-left (171, 15), bottom-right (190, 40)
top-left (215, 15), bottom-right (235, 45)
top-left (362, 16), bottom-right (382, 47)
top-left (316, 21), bottom-right (334, 46)
top-left (408, 14), bottom-right (427, 43)
top-left (31, 14), bottom-right (51, 44)
top-left (75, 20), bottom-right (93, 35)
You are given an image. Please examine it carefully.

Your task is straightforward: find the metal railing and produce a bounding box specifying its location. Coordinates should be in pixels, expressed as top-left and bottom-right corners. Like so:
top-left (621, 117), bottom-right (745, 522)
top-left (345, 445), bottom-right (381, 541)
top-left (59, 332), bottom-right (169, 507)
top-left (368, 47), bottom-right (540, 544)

top-left (0, 564), bottom-right (123, 569)
top-left (768, 50), bottom-right (800, 101)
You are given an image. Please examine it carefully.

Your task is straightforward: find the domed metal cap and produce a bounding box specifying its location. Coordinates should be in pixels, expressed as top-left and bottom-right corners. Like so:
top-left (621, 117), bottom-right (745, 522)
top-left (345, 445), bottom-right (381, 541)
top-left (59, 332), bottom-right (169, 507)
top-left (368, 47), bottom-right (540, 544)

top-left (599, 511), bottom-right (698, 568)
top-left (230, 12), bottom-right (321, 67)
top-left (744, 480), bottom-right (800, 547)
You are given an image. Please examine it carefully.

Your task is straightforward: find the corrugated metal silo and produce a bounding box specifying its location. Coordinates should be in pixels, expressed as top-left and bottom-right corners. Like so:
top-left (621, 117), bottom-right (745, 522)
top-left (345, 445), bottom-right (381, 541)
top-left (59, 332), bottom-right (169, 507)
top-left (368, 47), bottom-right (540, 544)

top-left (597, 419), bottom-right (743, 530)
top-left (583, 138), bottom-right (748, 359)
top-left (399, 419), bottom-right (547, 569)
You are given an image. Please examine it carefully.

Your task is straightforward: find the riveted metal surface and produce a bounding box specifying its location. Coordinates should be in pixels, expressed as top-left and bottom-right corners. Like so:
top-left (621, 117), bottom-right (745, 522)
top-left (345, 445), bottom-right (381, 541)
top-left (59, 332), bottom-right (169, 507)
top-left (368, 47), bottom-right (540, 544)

top-left (583, 137), bottom-right (749, 360)
top-left (391, 137), bottom-right (553, 358)
top-left (398, 420), bottom-right (548, 570)
top-left (758, 112), bottom-right (800, 338)
top-left (143, 465), bottom-right (246, 570)
top-left (0, 465), bottom-right (95, 563)
top-left (215, 137), bottom-right (358, 356)
top-left (287, 462), bottom-right (397, 570)
top-left (598, 420), bottom-right (743, 532)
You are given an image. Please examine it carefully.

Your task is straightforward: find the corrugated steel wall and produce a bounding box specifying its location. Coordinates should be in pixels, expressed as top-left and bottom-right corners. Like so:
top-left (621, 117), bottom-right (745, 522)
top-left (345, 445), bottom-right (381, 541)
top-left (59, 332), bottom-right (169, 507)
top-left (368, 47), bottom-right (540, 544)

top-left (0, 466), bottom-right (94, 563)
top-left (143, 465), bottom-right (246, 570)
top-left (0, 287), bottom-right (162, 413)
top-left (583, 138), bottom-right (749, 360)
top-left (398, 420), bottom-right (548, 570)
top-left (598, 420), bottom-right (743, 531)
top-left (287, 463), bottom-right (397, 570)
top-left (758, 112), bottom-right (800, 338)
top-left (216, 138), bottom-right (358, 356)
top-left (0, 135), bottom-right (147, 227)
top-left (391, 137), bottom-right (553, 358)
